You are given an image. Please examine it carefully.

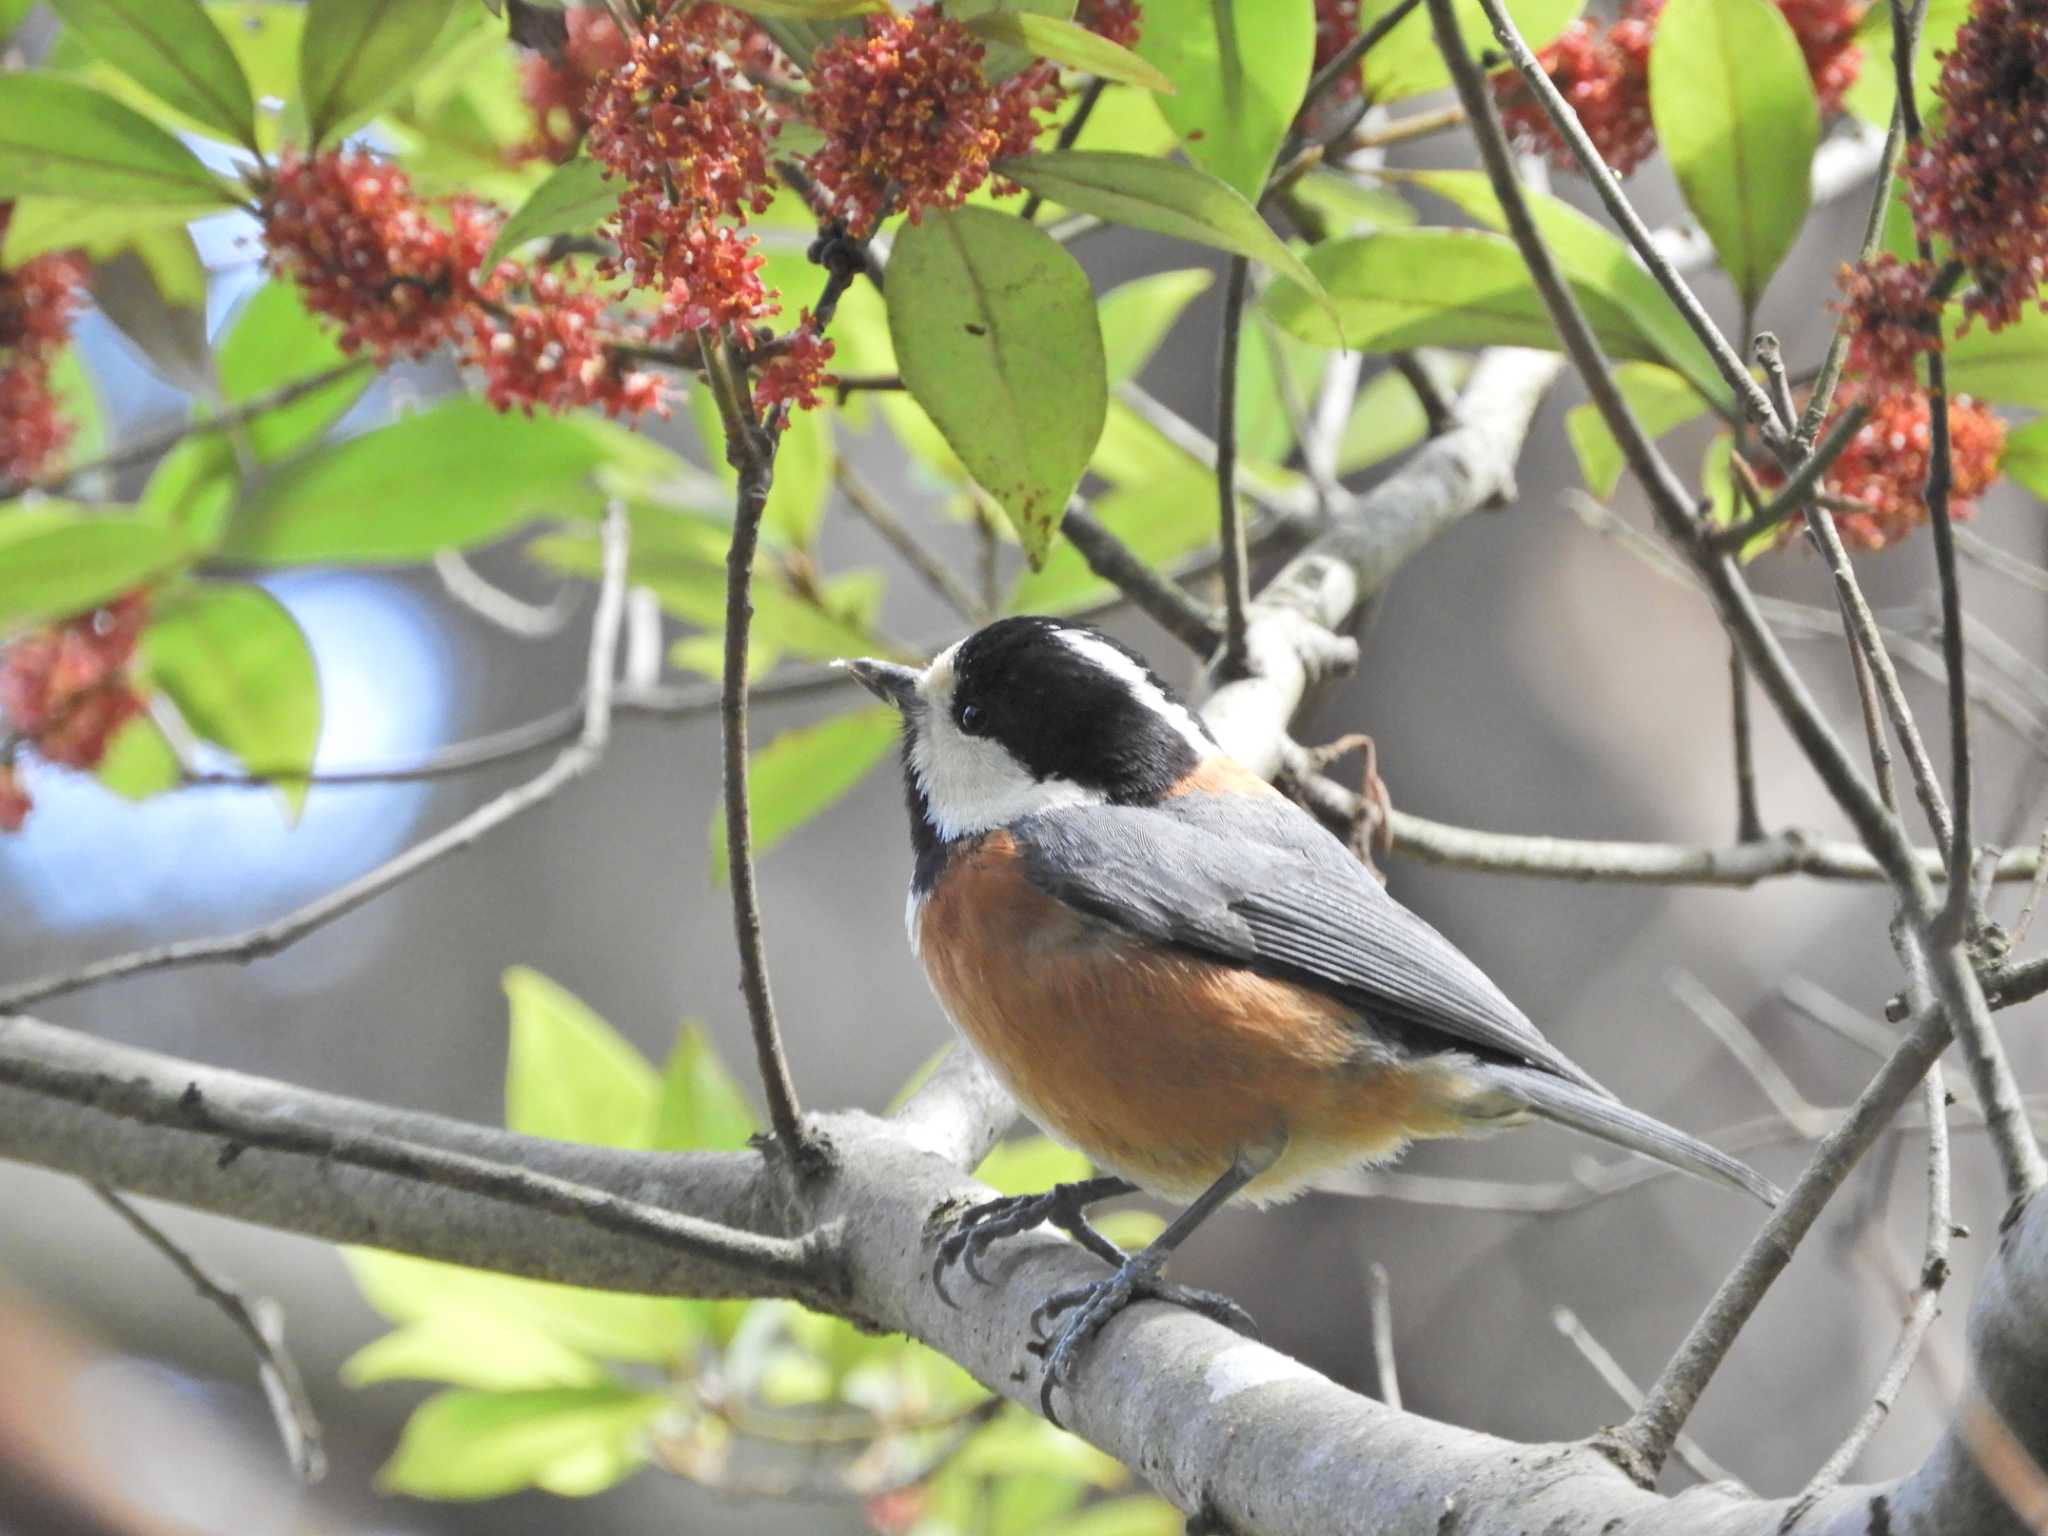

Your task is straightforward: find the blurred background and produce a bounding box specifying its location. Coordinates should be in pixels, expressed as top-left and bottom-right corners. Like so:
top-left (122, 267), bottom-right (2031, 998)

top-left (5, 12), bottom-right (2047, 1536)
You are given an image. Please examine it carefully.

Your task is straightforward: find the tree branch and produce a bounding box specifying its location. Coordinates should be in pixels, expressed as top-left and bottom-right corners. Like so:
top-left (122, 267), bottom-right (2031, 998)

top-left (1214, 256), bottom-right (1254, 678)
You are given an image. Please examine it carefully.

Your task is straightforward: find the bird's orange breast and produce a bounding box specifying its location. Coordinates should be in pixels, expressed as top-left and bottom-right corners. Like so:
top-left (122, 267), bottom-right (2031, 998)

top-left (913, 830), bottom-right (1474, 1202)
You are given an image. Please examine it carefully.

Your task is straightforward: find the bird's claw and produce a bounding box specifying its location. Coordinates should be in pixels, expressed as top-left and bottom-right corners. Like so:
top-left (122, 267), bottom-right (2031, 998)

top-left (1026, 1257), bottom-right (1259, 1425)
top-left (931, 1188), bottom-right (1074, 1306)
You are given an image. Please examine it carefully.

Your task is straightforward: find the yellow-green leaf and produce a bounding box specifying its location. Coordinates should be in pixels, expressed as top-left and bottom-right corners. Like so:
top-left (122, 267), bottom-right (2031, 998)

top-left (964, 11), bottom-right (1174, 92)
top-left (50, 0), bottom-right (259, 150)
top-left (1362, 0), bottom-right (1580, 103)
top-left (652, 1023), bottom-right (759, 1151)
top-left (0, 75), bottom-right (239, 208)
top-left (300, 0), bottom-right (460, 146)
top-left (0, 511), bottom-right (188, 632)
top-left (1133, 0), bottom-right (1314, 201)
top-left (1564, 362), bottom-right (1711, 496)
top-left (484, 154), bottom-right (617, 269)
top-left (343, 1315), bottom-right (608, 1392)
top-left (708, 706), bottom-right (899, 881)
top-left (378, 1385), bottom-right (665, 1500)
top-left (503, 966), bottom-right (659, 1148)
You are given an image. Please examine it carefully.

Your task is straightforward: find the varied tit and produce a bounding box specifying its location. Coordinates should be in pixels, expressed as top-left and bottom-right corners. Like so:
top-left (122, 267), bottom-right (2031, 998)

top-left (842, 616), bottom-right (1778, 1419)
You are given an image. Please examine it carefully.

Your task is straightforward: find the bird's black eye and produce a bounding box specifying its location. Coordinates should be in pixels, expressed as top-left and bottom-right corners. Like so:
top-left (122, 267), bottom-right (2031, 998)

top-left (957, 702), bottom-right (985, 736)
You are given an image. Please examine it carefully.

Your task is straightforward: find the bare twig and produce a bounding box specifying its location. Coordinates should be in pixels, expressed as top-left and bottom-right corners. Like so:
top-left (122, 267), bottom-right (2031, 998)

top-left (1553, 1306), bottom-right (1739, 1488)
top-left (92, 1185), bottom-right (326, 1483)
top-left (1668, 971), bottom-right (1829, 1139)
top-left (1020, 76), bottom-right (1107, 221)
top-left (0, 361), bottom-right (370, 500)
top-left (705, 340), bottom-right (809, 1161)
top-left (837, 462), bottom-right (988, 623)
top-left (1709, 402), bottom-right (1873, 554)
top-left (1391, 351), bottom-right (1458, 437)
top-left (1300, 0), bottom-right (1425, 121)
top-left (1215, 256), bottom-right (1254, 678)
top-left (0, 507), bottom-right (634, 1013)
top-left (1957, 527), bottom-right (2048, 599)
top-left (1062, 501), bottom-right (1223, 657)
top-left (1730, 647), bottom-right (1763, 841)
top-left (433, 549), bottom-right (579, 638)
top-left (1367, 1262), bottom-right (1401, 1411)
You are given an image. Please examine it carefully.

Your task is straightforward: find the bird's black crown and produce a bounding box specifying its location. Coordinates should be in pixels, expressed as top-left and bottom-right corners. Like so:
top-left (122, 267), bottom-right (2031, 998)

top-left (945, 617), bottom-right (1210, 802)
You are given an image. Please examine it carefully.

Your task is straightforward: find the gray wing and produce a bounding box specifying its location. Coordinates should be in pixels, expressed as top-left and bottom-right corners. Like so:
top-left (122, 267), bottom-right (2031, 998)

top-left (1012, 792), bottom-right (1608, 1095)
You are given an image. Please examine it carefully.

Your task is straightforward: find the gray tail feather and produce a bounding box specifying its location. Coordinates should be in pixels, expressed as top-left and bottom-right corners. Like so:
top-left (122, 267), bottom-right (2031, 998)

top-left (1473, 1065), bottom-right (1781, 1207)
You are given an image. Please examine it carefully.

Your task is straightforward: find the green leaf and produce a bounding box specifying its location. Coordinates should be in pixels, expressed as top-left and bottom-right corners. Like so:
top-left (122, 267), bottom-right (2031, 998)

top-left (345, 1249), bottom-right (694, 1362)
top-left (138, 582), bottom-right (321, 811)
top-left (138, 435), bottom-right (239, 549)
top-left (216, 282), bottom-right (370, 462)
top-left (50, 0), bottom-right (260, 150)
top-left (222, 398), bottom-right (617, 564)
top-left (1649, 0), bottom-right (1817, 310)
top-left (1265, 227), bottom-right (1652, 357)
top-left (1699, 430), bottom-right (1776, 562)
top-left (888, 208), bottom-right (1106, 566)
top-left (1010, 467), bottom-right (1215, 613)
top-left (46, 348), bottom-right (108, 469)
top-left (0, 198), bottom-right (194, 268)
top-left (378, 1385), bottom-right (664, 1500)
top-left (652, 1023), bottom-right (759, 1152)
top-left (484, 155), bottom-right (617, 269)
top-left (96, 713), bottom-right (183, 800)
top-left (1099, 268), bottom-right (1213, 385)
top-left (1285, 170), bottom-right (1416, 236)
top-left (344, 1315), bottom-right (609, 1392)
top-left (708, 707), bottom-right (898, 882)
top-left (1564, 362), bottom-right (1711, 496)
top-left (0, 512), bottom-right (188, 632)
top-left (1133, 0), bottom-right (1314, 201)
top-left (300, 0), bottom-right (460, 147)
top-left (503, 966), bottom-right (659, 1148)
top-left (2001, 416), bottom-right (2048, 498)
top-left (1335, 353), bottom-right (1471, 475)
top-left (1041, 1498), bottom-right (1185, 1536)
top-left (964, 12), bottom-right (1174, 92)
top-left (1392, 169), bottom-right (1726, 404)
top-left (1949, 308), bottom-right (2048, 410)
top-left (950, 0), bottom-right (1075, 80)
top-left (996, 151), bottom-right (1323, 299)
top-left (975, 1136), bottom-right (1093, 1195)
top-left (1362, 0), bottom-right (1580, 102)
top-left (0, 75), bottom-right (238, 209)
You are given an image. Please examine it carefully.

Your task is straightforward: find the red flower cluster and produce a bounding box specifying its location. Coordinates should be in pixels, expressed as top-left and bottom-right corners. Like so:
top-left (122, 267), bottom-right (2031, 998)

top-left (262, 151), bottom-right (499, 362)
top-left (473, 270), bottom-right (662, 418)
top-left (803, 10), bottom-right (1062, 234)
top-left (1764, 386), bottom-right (2007, 550)
top-left (1077, 0), bottom-right (1143, 48)
top-left (515, 8), bottom-right (632, 163)
top-left (1495, 0), bottom-right (1862, 176)
top-left (266, 150), bottom-right (668, 417)
top-left (1835, 253), bottom-right (1942, 385)
top-left (0, 592), bottom-right (150, 831)
top-left (647, 221), bottom-right (773, 339)
top-left (0, 204), bottom-right (87, 484)
top-left (753, 317), bottom-right (836, 414)
top-left (1906, 0), bottom-right (2048, 330)
top-left (1494, 3), bottom-right (1660, 176)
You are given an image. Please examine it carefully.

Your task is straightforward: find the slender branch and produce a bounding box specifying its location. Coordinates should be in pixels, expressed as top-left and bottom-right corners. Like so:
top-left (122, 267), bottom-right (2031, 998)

top-left (836, 461), bottom-right (988, 624)
top-left (1730, 646), bottom-right (1763, 841)
top-left (1553, 1306), bottom-right (1739, 1488)
top-left (0, 508), bottom-right (633, 1013)
top-left (1214, 256), bottom-right (1254, 679)
top-left (1957, 527), bottom-right (2048, 599)
top-left (1062, 501), bottom-right (1224, 656)
top-left (92, 1184), bottom-right (327, 1483)
top-left (1468, 0), bottom-right (1793, 456)
top-left (1710, 401), bottom-right (1874, 553)
top-left (1367, 1263), bottom-right (1401, 1411)
top-left (1391, 351), bottom-right (1459, 437)
top-left (706, 340), bottom-right (809, 1161)
top-left (1300, 0), bottom-right (1425, 121)
top-left (0, 361), bottom-right (370, 500)
top-left (1020, 76), bottom-right (1107, 221)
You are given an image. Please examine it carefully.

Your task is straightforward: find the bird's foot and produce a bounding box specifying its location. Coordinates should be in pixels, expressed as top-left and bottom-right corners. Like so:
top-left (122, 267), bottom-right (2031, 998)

top-left (931, 1179), bottom-right (1128, 1306)
top-left (1027, 1255), bottom-right (1258, 1424)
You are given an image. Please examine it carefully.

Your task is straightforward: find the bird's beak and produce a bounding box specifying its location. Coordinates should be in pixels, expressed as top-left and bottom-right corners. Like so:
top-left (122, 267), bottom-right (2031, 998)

top-left (837, 657), bottom-right (921, 712)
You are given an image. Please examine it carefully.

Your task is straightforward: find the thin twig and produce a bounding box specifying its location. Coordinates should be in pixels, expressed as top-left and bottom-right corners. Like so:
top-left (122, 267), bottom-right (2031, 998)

top-left (0, 360), bottom-right (370, 500)
top-left (1214, 256), bottom-right (1254, 679)
top-left (433, 549), bottom-right (580, 638)
top-left (1391, 352), bottom-right (1458, 437)
top-left (1467, 0), bottom-right (1793, 457)
top-left (1709, 402), bottom-right (1873, 553)
top-left (1957, 527), bottom-right (2048, 599)
top-left (1367, 1262), bottom-right (1401, 1411)
top-left (0, 507), bottom-right (635, 1014)
top-left (1020, 76), bottom-right (1107, 222)
top-left (1062, 501), bottom-right (1223, 657)
top-left (92, 1185), bottom-right (326, 1483)
top-left (836, 462), bottom-right (988, 623)
top-left (1668, 971), bottom-right (1829, 1139)
top-left (1300, 0), bottom-right (1425, 122)
top-left (1552, 1307), bottom-right (1740, 1488)
top-left (1730, 647), bottom-right (1762, 841)
top-left (706, 340), bottom-right (810, 1161)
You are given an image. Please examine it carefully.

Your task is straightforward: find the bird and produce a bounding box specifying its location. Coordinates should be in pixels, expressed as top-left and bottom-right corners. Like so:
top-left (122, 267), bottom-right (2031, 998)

top-left (840, 615), bottom-right (1778, 1420)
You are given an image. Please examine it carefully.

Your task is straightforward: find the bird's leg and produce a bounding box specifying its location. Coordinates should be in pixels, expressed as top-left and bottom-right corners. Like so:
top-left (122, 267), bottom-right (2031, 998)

top-left (1028, 1154), bottom-right (1266, 1425)
top-left (931, 1175), bottom-right (1137, 1305)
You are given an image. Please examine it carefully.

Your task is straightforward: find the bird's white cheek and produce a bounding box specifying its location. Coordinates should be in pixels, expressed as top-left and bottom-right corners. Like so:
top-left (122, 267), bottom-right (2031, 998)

top-left (910, 720), bottom-right (1101, 840)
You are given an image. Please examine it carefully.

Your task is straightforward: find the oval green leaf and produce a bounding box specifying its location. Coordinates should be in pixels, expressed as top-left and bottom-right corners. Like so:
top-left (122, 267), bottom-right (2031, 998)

top-left (1949, 307), bottom-right (2048, 410)
top-left (222, 398), bottom-right (616, 564)
top-left (887, 207), bottom-right (1106, 566)
top-left (377, 1386), bottom-right (665, 1501)
top-left (50, 0), bottom-right (259, 149)
top-left (709, 706), bottom-right (899, 882)
top-left (138, 581), bottom-right (320, 811)
top-left (1264, 227), bottom-right (1652, 358)
top-left (484, 155), bottom-right (617, 270)
top-left (216, 281), bottom-right (371, 463)
top-left (300, 0), bottom-right (460, 147)
top-left (652, 1023), bottom-right (759, 1152)
top-left (503, 966), bottom-right (659, 1148)
top-left (1133, 0), bottom-right (1315, 201)
top-left (1098, 267), bottom-right (1214, 385)
top-left (995, 150), bottom-right (1325, 300)
top-left (1565, 361), bottom-right (1711, 497)
top-left (0, 511), bottom-right (189, 631)
top-left (1649, 0), bottom-right (1817, 311)
top-left (964, 11), bottom-right (1175, 92)
top-left (0, 75), bottom-right (239, 208)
